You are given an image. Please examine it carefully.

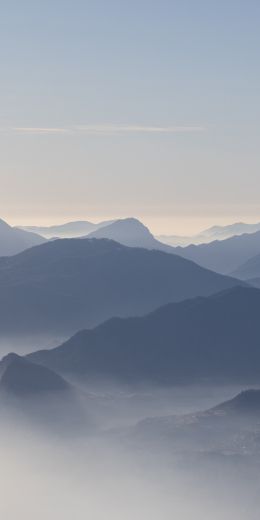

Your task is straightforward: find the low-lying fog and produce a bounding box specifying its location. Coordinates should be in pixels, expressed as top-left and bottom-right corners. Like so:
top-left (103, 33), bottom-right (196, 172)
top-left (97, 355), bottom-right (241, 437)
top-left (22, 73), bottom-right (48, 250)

top-left (75, 381), bottom-right (246, 429)
top-left (0, 422), bottom-right (259, 520)
top-left (1, 334), bottom-right (259, 519)
top-left (2, 381), bottom-right (260, 519)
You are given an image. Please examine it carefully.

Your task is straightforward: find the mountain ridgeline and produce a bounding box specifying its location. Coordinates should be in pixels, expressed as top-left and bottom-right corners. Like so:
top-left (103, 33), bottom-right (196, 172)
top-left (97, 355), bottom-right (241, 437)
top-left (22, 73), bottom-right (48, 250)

top-left (0, 237), bottom-right (243, 336)
top-left (17, 217), bottom-right (260, 278)
top-left (0, 218), bottom-right (45, 256)
top-left (20, 219), bottom-right (115, 238)
top-left (158, 221), bottom-right (260, 247)
top-left (28, 286), bottom-right (260, 384)
top-left (172, 230), bottom-right (260, 274)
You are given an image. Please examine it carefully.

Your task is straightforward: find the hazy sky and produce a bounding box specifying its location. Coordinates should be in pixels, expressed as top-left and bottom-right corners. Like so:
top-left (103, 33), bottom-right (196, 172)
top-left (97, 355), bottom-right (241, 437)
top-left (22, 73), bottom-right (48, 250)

top-left (0, 0), bottom-right (259, 234)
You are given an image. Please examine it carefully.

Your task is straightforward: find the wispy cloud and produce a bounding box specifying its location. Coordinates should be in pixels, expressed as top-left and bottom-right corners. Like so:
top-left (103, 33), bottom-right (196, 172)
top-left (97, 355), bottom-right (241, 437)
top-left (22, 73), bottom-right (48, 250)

top-left (12, 127), bottom-right (70, 135)
top-left (3, 124), bottom-right (205, 136)
top-left (74, 124), bottom-right (205, 135)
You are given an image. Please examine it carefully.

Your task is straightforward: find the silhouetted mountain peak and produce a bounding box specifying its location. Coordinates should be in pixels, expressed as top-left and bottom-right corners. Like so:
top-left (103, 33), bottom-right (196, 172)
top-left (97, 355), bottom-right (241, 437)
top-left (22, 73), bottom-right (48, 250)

top-left (0, 353), bottom-right (70, 396)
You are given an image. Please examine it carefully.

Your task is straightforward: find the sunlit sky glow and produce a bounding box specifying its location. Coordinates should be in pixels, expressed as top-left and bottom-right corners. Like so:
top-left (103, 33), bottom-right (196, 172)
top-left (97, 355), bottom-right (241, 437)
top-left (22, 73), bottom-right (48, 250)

top-left (1, 0), bottom-right (259, 235)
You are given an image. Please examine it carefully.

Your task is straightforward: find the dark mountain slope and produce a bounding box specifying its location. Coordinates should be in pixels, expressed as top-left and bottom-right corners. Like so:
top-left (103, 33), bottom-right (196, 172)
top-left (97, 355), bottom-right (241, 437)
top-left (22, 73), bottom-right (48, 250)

top-left (29, 286), bottom-right (260, 384)
top-left (0, 238), bottom-right (242, 336)
top-left (0, 353), bottom-right (69, 395)
top-left (0, 353), bottom-right (92, 434)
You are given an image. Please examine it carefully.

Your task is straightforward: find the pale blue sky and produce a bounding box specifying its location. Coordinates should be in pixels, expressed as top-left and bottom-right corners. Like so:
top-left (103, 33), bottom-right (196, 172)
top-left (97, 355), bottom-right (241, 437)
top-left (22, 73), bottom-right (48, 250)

top-left (0, 0), bottom-right (259, 234)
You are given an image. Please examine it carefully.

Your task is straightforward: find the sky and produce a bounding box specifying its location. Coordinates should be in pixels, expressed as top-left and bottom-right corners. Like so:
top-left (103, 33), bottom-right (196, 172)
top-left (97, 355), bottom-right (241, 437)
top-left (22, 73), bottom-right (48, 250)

top-left (0, 0), bottom-right (259, 235)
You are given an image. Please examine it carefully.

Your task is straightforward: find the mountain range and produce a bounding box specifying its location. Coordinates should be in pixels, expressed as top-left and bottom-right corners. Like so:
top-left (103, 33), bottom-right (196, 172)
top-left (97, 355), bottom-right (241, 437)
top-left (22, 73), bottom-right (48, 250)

top-left (158, 221), bottom-right (260, 247)
top-left (23, 217), bottom-right (175, 253)
top-left (20, 217), bottom-right (260, 245)
top-left (28, 286), bottom-right (260, 385)
top-left (85, 218), bottom-right (260, 279)
top-left (16, 216), bottom-right (260, 278)
top-left (19, 219), bottom-right (115, 238)
top-left (0, 237), bottom-right (242, 337)
top-left (172, 230), bottom-right (260, 274)
top-left (42, 217), bottom-right (260, 278)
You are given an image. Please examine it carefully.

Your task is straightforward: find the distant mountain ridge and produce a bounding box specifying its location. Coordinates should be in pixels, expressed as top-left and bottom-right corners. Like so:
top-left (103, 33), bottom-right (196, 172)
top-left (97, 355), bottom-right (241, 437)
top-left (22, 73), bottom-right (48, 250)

top-left (21, 217), bottom-right (175, 253)
top-left (0, 218), bottom-right (45, 256)
top-left (18, 217), bottom-right (260, 276)
top-left (20, 217), bottom-right (260, 244)
top-left (19, 219), bottom-right (115, 238)
top-left (171, 230), bottom-right (260, 274)
top-left (0, 237), bottom-right (242, 336)
top-left (28, 286), bottom-right (259, 385)
top-left (158, 221), bottom-right (260, 247)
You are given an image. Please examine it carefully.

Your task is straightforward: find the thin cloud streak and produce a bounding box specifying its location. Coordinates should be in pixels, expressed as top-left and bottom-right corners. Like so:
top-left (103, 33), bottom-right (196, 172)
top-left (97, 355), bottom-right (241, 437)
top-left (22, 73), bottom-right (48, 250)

top-left (75, 124), bottom-right (205, 135)
top-left (12, 127), bottom-right (70, 135)
top-left (4, 124), bottom-right (205, 136)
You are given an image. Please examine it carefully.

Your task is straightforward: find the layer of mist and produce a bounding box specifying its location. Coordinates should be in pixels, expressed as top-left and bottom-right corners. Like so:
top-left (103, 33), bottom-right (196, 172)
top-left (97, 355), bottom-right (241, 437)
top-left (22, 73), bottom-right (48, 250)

top-left (1, 381), bottom-right (260, 520)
